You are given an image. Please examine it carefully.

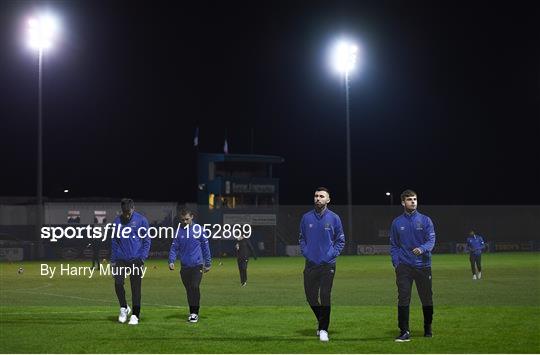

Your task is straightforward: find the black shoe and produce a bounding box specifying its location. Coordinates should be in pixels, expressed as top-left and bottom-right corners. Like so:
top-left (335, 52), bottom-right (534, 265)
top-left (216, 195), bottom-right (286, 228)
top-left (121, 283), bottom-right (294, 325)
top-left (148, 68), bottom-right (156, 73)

top-left (395, 330), bottom-right (411, 342)
top-left (424, 325), bottom-right (432, 337)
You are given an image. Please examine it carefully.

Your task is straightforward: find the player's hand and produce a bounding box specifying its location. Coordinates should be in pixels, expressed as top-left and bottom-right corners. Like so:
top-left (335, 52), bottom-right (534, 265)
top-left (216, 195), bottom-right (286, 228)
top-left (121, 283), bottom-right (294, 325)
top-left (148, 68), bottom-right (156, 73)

top-left (412, 247), bottom-right (423, 256)
top-left (168, 263), bottom-right (175, 271)
top-left (203, 266), bottom-right (211, 273)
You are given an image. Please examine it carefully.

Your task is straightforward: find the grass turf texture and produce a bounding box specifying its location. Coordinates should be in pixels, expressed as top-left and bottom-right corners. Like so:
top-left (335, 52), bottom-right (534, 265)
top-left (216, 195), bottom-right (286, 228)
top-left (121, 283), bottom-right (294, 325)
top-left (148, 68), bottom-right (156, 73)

top-left (1, 253), bottom-right (539, 353)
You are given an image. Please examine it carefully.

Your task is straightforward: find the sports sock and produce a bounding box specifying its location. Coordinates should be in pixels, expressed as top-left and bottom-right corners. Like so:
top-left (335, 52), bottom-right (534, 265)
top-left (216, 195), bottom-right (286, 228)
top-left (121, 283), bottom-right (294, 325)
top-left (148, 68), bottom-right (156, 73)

top-left (310, 305), bottom-right (321, 322)
top-left (398, 305), bottom-right (410, 332)
top-left (115, 284), bottom-right (127, 308)
top-left (132, 305), bottom-right (140, 317)
top-left (422, 305), bottom-right (433, 326)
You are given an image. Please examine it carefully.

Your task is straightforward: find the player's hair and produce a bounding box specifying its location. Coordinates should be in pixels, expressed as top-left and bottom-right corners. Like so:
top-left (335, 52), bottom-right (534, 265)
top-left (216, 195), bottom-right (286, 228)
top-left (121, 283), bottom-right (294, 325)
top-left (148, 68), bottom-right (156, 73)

top-left (400, 189), bottom-right (417, 201)
top-left (120, 198), bottom-right (134, 211)
top-left (178, 207), bottom-right (194, 216)
top-left (315, 187), bottom-right (330, 197)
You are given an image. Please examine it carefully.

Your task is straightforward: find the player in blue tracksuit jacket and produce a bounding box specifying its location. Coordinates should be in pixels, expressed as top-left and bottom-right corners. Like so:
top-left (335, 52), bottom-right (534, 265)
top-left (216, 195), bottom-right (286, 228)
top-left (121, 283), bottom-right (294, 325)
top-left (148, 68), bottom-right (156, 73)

top-left (111, 198), bottom-right (151, 325)
top-left (389, 189), bottom-right (436, 342)
top-left (168, 208), bottom-right (211, 323)
top-left (467, 230), bottom-right (486, 280)
top-left (299, 187), bottom-right (345, 342)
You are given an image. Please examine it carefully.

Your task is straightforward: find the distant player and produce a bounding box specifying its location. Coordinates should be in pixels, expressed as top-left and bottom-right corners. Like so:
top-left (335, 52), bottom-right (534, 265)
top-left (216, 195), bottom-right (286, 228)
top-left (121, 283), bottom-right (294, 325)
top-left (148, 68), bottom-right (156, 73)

top-left (168, 208), bottom-right (211, 323)
top-left (299, 187), bottom-right (345, 342)
top-left (111, 198), bottom-right (151, 325)
top-left (87, 238), bottom-right (101, 269)
top-left (390, 189), bottom-right (436, 342)
top-left (466, 230), bottom-right (486, 280)
top-left (235, 236), bottom-right (257, 286)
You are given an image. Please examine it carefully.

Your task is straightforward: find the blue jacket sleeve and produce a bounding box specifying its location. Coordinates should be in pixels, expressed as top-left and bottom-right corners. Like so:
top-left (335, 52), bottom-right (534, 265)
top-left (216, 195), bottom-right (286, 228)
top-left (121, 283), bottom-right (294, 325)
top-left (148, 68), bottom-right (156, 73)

top-left (332, 216), bottom-right (345, 258)
top-left (389, 221), bottom-right (400, 268)
top-left (299, 216), bottom-right (307, 256)
top-left (168, 228), bottom-right (181, 264)
top-left (419, 217), bottom-right (436, 253)
top-left (111, 238), bottom-right (119, 263)
top-left (139, 217), bottom-right (151, 260)
top-left (200, 237), bottom-right (212, 267)
top-left (110, 218), bottom-right (120, 263)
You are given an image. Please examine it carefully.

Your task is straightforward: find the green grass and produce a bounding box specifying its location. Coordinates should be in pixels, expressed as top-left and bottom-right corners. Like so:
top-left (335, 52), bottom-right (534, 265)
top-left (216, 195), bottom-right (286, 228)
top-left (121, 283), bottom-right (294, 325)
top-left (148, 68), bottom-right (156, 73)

top-left (1, 253), bottom-right (539, 353)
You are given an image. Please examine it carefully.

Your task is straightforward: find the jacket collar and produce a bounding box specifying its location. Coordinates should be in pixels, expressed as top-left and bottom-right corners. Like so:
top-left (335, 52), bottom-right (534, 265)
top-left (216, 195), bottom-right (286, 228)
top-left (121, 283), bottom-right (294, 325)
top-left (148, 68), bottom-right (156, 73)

top-left (313, 207), bottom-right (328, 219)
top-left (403, 210), bottom-right (418, 219)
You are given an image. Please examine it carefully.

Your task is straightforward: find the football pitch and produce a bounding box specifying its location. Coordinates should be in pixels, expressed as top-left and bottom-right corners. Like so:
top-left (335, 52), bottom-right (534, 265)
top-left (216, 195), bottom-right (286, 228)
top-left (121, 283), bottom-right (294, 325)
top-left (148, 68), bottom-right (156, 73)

top-left (1, 253), bottom-right (539, 353)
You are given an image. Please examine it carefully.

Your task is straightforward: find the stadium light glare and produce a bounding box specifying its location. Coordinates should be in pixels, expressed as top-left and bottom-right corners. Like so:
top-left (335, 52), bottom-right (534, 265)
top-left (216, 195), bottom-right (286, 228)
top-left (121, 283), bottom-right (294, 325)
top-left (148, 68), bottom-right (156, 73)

top-left (27, 14), bottom-right (59, 50)
top-left (331, 40), bottom-right (360, 74)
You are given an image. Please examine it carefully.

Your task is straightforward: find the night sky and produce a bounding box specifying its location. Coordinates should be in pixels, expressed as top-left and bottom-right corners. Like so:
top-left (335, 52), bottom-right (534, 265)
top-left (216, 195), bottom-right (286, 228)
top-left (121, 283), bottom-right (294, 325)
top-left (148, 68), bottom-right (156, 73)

top-left (1, 1), bottom-right (539, 205)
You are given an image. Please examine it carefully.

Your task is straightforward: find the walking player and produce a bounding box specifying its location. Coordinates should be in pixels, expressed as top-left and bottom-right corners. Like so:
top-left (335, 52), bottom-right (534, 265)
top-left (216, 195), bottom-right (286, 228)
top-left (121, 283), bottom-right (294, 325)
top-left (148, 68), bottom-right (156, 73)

top-left (235, 235), bottom-right (257, 286)
top-left (390, 189), bottom-right (436, 341)
top-left (169, 208), bottom-right (211, 323)
top-left (111, 198), bottom-right (151, 325)
top-left (467, 230), bottom-right (486, 280)
top-left (299, 187), bottom-right (345, 342)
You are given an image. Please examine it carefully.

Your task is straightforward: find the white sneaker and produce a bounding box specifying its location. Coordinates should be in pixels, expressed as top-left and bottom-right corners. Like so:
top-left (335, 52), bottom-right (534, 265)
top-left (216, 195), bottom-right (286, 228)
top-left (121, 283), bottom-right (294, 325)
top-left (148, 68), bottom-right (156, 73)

top-left (128, 315), bottom-right (139, 325)
top-left (118, 306), bottom-right (131, 323)
top-left (319, 330), bottom-right (329, 342)
top-left (478, 272), bottom-right (482, 279)
top-left (188, 313), bottom-right (199, 323)
top-left (472, 274), bottom-right (477, 280)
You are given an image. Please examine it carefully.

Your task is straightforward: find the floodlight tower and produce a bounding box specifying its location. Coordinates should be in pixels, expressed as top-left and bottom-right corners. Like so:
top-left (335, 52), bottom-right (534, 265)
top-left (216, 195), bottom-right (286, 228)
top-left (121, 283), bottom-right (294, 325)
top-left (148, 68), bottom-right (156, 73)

top-left (331, 40), bottom-right (359, 250)
top-left (26, 13), bottom-right (59, 236)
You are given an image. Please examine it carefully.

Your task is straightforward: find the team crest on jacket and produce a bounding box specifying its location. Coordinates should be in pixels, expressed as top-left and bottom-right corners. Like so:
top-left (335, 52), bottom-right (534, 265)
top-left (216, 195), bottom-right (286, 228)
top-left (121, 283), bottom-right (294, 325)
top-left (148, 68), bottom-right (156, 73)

top-left (324, 223), bottom-right (331, 229)
top-left (416, 221), bottom-right (423, 230)
top-left (309, 224), bottom-right (313, 228)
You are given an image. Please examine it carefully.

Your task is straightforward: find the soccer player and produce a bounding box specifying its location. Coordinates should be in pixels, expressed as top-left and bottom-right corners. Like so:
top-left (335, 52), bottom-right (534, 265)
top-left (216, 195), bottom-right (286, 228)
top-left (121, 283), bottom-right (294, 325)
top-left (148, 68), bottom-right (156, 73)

top-left (390, 189), bottom-right (436, 342)
top-left (111, 198), bottom-right (151, 325)
top-left (168, 208), bottom-right (211, 323)
top-left (299, 187), bottom-right (345, 342)
top-left (466, 230), bottom-right (486, 280)
top-left (235, 236), bottom-right (257, 286)
top-left (87, 238), bottom-right (101, 269)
